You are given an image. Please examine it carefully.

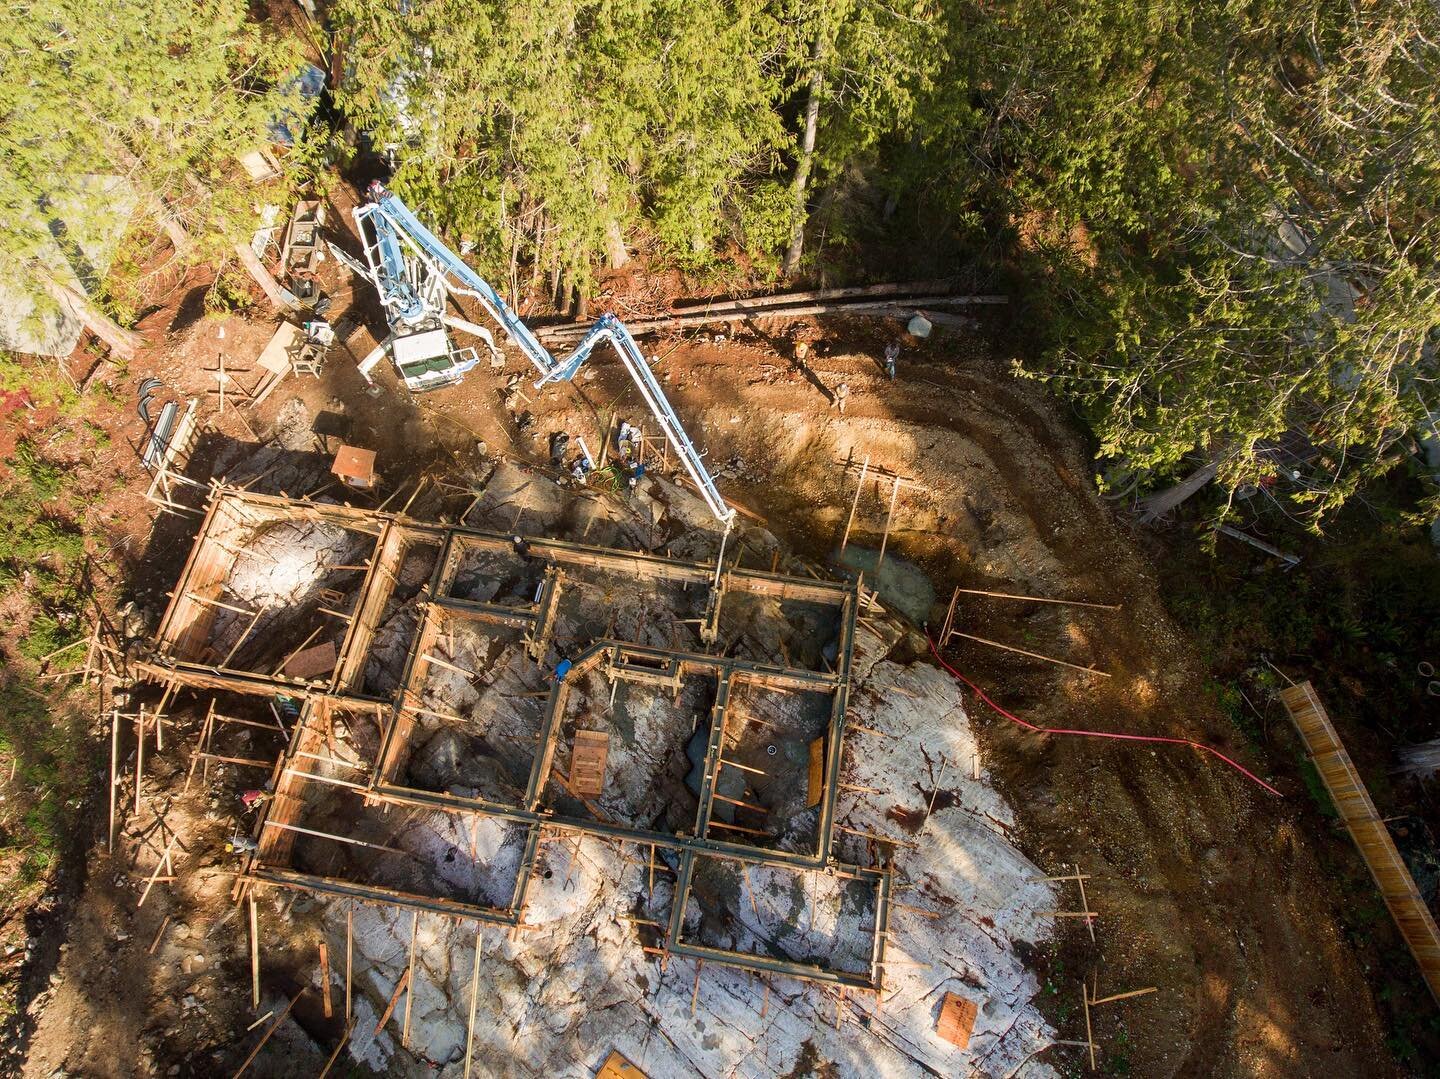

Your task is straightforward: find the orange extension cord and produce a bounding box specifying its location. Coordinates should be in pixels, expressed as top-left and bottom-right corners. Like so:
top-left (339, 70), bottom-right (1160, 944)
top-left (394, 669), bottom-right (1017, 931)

top-left (925, 633), bottom-right (1283, 797)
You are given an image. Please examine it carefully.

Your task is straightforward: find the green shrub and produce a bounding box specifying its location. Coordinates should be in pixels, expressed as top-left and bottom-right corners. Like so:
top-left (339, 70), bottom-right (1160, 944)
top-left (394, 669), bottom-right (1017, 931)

top-left (0, 676), bottom-right (91, 909)
top-left (12, 440), bottom-right (64, 501)
top-left (18, 612), bottom-right (82, 661)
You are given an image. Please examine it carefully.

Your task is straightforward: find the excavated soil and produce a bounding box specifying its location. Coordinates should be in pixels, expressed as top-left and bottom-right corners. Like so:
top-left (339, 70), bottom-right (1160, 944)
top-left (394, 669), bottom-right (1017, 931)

top-left (519, 329), bottom-right (1395, 1078)
top-left (9, 227), bottom-right (1404, 1077)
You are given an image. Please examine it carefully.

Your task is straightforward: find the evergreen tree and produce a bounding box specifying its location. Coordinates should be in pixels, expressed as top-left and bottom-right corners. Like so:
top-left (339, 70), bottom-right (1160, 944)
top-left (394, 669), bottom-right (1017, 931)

top-left (333, 0), bottom-right (788, 295)
top-left (921, 0), bottom-right (1440, 529)
top-left (0, 0), bottom-right (310, 346)
top-left (779, 0), bottom-right (942, 275)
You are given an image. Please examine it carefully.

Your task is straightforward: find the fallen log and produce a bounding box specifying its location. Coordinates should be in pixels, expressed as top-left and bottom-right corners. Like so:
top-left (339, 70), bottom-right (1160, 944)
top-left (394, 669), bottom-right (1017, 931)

top-left (671, 279), bottom-right (964, 312)
top-left (536, 297), bottom-right (1003, 342)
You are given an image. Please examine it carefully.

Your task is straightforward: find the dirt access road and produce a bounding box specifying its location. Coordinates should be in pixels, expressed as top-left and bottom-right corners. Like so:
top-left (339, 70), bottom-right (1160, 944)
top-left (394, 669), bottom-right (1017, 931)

top-left (12, 242), bottom-right (1402, 1077)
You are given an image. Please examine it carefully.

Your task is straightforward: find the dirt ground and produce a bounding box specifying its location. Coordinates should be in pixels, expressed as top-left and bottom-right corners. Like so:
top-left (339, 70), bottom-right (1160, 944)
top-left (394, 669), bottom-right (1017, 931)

top-left (4, 194), bottom-right (1417, 1077)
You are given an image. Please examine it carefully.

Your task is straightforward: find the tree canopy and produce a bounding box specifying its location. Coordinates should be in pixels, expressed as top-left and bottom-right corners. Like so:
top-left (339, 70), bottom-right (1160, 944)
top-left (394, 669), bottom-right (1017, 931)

top-left (918, 0), bottom-right (1440, 527)
top-left (332, 0), bottom-right (792, 291)
top-left (2, 0), bottom-right (1435, 527)
top-left (0, 0), bottom-right (309, 327)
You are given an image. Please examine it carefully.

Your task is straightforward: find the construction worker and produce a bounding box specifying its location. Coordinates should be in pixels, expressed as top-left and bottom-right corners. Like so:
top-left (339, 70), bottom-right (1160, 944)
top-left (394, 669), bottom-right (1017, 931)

top-left (616, 420), bottom-right (642, 463)
top-left (570, 452), bottom-right (593, 485)
top-left (834, 382), bottom-right (850, 415)
top-left (884, 341), bottom-right (900, 380)
top-left (549, 431), bottom-right (571, 467)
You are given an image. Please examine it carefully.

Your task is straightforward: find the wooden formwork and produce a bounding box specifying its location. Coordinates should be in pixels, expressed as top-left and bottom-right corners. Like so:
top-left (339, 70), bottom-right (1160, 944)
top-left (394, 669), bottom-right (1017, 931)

top-left (1280, 682), bottom-right (1440, 1002)
top-left (148, 486), bottom-right (895, 991)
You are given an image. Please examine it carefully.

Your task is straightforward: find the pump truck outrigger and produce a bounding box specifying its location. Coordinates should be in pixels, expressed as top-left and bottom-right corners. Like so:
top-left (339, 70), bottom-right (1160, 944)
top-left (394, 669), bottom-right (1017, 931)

top-left (331, 181), bottom-right (735, 529)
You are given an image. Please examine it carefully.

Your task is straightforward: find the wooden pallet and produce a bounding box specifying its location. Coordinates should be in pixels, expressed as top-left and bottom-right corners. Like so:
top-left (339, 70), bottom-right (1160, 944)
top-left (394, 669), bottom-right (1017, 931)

top-left (1280, 681), bottom-right (1440, 1002)
top-left (571, 730), bottom-right (610, 797)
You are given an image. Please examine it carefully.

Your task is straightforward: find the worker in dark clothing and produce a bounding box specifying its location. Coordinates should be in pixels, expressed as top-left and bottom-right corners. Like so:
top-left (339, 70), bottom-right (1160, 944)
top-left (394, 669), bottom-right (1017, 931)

top-left (884, 341), bottom-right (900, 380)
top-left (549, 431), bottom-right (570, 467)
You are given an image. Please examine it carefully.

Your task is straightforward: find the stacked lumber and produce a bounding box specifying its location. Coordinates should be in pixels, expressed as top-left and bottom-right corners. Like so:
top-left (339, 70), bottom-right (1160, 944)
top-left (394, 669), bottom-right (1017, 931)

top-left (535, 280), bottom-right (1006, 342)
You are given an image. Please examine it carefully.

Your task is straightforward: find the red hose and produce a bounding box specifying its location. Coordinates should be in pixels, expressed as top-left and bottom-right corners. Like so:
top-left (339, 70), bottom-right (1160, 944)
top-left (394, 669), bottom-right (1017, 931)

top-left (925, 633), bottom-right (1283, 797)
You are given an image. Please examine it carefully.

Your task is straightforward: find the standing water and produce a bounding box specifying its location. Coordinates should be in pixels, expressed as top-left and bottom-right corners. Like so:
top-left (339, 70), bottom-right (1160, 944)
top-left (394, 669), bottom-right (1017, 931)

top-left (835, 544), bottom-right (937, 624)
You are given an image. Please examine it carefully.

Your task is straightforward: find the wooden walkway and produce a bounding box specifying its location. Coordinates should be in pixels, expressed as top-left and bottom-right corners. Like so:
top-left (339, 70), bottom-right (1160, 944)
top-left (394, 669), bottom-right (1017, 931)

top-left (1280, 681), bottom-right (1440, 1002)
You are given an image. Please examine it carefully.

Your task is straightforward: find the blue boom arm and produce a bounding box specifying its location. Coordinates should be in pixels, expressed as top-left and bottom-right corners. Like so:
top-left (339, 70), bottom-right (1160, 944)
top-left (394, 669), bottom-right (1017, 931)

top-left (355, 183), bottom-right (734, 526)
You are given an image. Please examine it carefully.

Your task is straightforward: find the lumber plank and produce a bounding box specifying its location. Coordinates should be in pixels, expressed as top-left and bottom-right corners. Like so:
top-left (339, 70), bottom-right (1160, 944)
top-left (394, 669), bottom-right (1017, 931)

top-left (1279, 682), bottom-right (1440, 1002)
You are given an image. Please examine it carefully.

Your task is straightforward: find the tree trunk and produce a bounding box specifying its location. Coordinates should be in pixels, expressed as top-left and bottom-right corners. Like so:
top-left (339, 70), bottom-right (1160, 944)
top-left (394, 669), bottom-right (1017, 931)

top-left (153, 197), bottom-right (192, 255)
top-left (37, 268), bottom-right (140, 359)
top-left (605, 220), bottom-right (629, 270)
top-left (1134, 459), bottom-right (1220, 522)
top-left (232, 240), bottom-right (296, 312)
top-left (782, 35), bottom-right (825, 278)
top-left (557, 267), bottom-right (573, 317)
top-left (508, 223), bottom-right (522, 308)
top-left (883, 133), bottom-right (921, 222)
top-left (527, 212), bottom-right (545, 306)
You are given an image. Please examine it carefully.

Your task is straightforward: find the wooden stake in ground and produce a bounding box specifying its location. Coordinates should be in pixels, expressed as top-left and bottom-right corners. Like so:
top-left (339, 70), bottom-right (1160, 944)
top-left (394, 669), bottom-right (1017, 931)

top-left (345, 904), bottom-right (353, 1021)
top-left (1088, 986), bottom-right (1157, 1006)
top-left (1077, 981), bottom-right (1155, 1071)
top-left (1074, 863), bottom-right (1096, 943)
top-left (402, 911), bottom-right (418, 1047)
top-left (135, 707), bottom-right (145, 815)
top-left (319, 940), bottom-right (332, 1019)
top-left (839, 454), bottom-right (870, 554)
top-left (875, 476), bottom-right (900, 573)
top-left (938, 586), bottom-right (960, 649)
top-left (137, 831), bottom-right (180, 907)
top-left (147, 914), bottom-right (172, 955)
top-left (946, 629), bottom-right (1110, 679)
top-left (249, 893), bottom-right (261, 1009)
top-left (233, 990), bottom-right (304, 1079)
top-left (184, 699), bottom-right (217, 793)
top-left (945, 586), bottom-right (1120, 611)
top-left (1031, 865), bottom-right (1097, 937)
top-left (374, 970), bottom-right (410, 1036)
top-left (107, 710), bottom-right (118, 852)
top-left (463, 928), bottom-right (483, 1079)
top-left (923, 753), bottom-right (949, 830)
top-left (317, 1022), bottom-right (354, 1079)
top-left (152, 682), bottom-right (177, 751)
